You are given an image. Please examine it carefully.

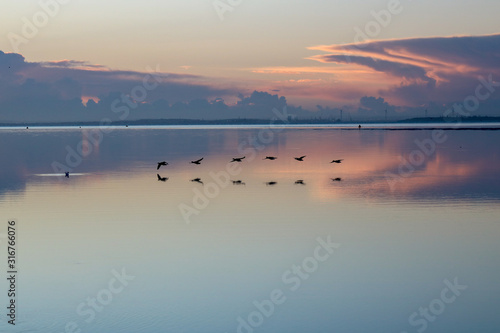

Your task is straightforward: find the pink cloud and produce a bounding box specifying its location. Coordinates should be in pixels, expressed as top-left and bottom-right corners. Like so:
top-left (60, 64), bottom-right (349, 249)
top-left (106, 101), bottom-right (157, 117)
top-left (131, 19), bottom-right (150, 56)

top-left (308, 34), bottom-right (500, 106)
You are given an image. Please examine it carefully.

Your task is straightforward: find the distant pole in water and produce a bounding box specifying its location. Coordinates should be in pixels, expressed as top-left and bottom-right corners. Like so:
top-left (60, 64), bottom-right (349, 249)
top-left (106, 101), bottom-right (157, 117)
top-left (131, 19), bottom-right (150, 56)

top-left (65, 172), bottom-right (69, 178)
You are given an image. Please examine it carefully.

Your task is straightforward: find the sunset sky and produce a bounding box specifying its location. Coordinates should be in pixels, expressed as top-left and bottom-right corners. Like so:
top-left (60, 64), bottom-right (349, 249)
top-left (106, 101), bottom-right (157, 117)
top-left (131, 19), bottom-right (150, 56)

top-left (1, 0), bottom-right (500, 121)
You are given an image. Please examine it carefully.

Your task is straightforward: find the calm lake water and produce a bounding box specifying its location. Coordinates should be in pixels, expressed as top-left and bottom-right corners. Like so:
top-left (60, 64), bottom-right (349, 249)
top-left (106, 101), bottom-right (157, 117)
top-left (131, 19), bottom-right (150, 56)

top-left (0, 125), bottom-right (499, 332)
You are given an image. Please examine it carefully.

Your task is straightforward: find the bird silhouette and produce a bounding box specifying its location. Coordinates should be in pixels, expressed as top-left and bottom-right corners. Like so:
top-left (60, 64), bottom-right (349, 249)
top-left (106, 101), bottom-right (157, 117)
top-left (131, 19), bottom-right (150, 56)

top-left (157, 174), bottom-right (168, 182)
top-left (331, 177), bottom-right (342, 182)
top-left (232, 180), bottom-right (246, 185)
top-left (230, 156), bottom-right (246, 163)
top-left (263, 156), bottom-right (277, 160)
top-left (295, 180), bottom-right (305, 185)
top-left (65, 172), bottom-right (70, 178)
top-left (191, 157), bottom-right (204, 165)
top-left (157, 161), bottom-right (168, 170)
top-left (191, 178), bottom-right (204, 185)
top-left (330, 159), bottom-right (343, 164)
top-left (294, 156), bottom-right (306, 161)
top-left (266, 181), bottom-right (277, 186)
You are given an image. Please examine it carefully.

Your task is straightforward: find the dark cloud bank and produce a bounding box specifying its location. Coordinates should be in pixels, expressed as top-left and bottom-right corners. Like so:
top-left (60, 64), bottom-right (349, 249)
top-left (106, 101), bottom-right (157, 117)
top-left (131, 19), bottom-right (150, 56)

top-left (311, 34), bottom-right (500, 118)
top-left (1, 34), bottom-right (500, 124)
top-left (0, 51), bottom-right (322, 123)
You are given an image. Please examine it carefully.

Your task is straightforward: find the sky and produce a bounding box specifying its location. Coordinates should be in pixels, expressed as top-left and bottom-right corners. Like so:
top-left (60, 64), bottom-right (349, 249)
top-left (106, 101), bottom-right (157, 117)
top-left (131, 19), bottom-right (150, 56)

top-left (1, 0), bottom-right (500, 122)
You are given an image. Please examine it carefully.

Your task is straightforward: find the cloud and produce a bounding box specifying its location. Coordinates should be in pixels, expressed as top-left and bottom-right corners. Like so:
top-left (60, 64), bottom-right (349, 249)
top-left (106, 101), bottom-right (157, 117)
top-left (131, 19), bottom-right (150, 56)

top-left (0, 50), bottom-right (241, 122)
top-left (316, 54), bottom-right (436, 87)
top-left (309, 34), bottom-right (500, 107)
top-left (0, 51), bottom-right (315, 122)
top-left (357, 96), bottom-right (397, 119)
top-left (310, 34), bottom-right (500, 73)
top-left (3, 34), bottom-right (500, 123)
top-left (39, 60), bottom-right (107, 70)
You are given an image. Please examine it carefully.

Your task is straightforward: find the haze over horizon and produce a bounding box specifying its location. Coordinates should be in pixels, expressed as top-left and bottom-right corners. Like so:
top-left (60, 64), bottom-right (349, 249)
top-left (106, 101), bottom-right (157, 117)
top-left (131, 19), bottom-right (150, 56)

top-left (1, 0), bottom-right (500, 122)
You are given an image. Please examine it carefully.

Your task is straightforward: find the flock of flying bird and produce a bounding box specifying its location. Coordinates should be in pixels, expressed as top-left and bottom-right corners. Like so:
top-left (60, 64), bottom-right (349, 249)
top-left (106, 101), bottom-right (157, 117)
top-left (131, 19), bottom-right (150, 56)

top-left (155, 155), bottom-right (344, 185)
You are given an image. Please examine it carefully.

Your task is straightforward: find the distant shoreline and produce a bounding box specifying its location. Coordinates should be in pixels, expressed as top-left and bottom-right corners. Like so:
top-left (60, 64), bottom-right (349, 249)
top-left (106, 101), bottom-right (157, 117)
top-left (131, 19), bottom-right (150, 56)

top-left (1, 116), bottom-right (500, 128)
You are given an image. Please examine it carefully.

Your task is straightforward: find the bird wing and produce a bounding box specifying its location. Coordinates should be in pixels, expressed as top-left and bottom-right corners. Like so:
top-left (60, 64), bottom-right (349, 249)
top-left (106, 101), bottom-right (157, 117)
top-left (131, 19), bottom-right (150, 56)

top-left (157, 164), bottom-right (161, 170)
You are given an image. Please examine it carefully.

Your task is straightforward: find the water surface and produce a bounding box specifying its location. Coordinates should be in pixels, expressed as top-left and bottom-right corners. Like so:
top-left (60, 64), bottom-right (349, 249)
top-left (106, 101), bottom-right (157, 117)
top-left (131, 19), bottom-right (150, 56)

top-left (0, 125), bottom-right (499, 332)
